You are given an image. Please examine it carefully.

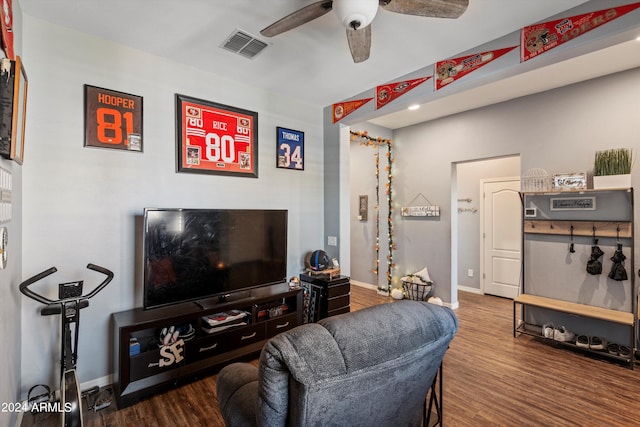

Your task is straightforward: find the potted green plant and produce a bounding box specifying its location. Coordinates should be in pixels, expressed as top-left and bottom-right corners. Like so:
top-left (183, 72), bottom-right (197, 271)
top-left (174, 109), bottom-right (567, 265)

top-left (593, 148), bottom-right (632, 189)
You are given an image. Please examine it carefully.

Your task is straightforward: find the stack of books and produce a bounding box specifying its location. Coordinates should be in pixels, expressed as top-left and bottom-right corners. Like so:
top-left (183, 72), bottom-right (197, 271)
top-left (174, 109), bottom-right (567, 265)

top-left (202, 309), bottom-right (249, 334)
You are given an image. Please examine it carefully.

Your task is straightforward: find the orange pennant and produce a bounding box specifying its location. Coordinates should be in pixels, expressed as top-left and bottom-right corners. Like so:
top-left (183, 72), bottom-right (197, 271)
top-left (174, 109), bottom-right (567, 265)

top-left (332, 98), bottom-right (373, 123)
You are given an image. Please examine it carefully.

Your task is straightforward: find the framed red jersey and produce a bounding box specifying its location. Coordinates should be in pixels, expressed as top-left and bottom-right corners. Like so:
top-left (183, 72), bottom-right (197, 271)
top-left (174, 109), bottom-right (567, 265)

top-left (176, 94), bottom-right (258, 177)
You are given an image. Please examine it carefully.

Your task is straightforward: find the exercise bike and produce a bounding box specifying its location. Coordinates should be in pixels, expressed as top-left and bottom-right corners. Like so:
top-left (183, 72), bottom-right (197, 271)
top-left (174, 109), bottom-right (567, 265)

top-left (20, 263), bottom-right (113, 427)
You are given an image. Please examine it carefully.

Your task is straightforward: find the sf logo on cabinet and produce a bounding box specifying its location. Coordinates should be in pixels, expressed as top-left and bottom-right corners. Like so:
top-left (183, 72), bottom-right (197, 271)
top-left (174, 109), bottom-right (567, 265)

top-left (84, 85), bottom-right (143, 151)
top-left (159, 339), bottom-right (185, 367)
top-left (148, 339), bottom-right (186, 369)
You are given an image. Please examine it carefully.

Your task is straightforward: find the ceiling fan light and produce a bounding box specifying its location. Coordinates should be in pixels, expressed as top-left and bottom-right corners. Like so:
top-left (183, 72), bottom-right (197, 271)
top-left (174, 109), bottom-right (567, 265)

top-left (334, 0), bottom-right (378, 29)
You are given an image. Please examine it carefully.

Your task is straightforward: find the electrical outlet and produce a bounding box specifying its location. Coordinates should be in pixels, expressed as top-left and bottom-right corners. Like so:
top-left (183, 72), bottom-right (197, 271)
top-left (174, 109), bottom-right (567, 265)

top-left (327, 236), bottom-right (337, 246)
top-left (467, 269), bottom-right (474, 277)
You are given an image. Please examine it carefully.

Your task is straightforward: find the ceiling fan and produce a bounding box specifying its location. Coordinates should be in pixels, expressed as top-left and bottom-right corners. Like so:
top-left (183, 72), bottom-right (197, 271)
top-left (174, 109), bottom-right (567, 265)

top-left (260, 0), bottom-right (469, 63)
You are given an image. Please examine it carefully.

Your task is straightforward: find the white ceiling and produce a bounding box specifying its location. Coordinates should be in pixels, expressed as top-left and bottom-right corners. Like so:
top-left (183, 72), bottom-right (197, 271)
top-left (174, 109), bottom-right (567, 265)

top-left (19, 0), bottom-right (640, 128)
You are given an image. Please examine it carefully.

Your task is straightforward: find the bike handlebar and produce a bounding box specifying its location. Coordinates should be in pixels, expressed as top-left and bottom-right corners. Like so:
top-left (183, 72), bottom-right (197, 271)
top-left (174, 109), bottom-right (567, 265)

top-left (19, 264), bottom-right (114, 305)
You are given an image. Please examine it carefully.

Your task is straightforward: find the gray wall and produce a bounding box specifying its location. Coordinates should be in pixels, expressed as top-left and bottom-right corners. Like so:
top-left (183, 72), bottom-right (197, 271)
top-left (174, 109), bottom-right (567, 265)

top-left (346, 66), bottom-right (640, 304)
top-left (391, 66), bottom-right (640, 306)
top-left (0, 3), bottom-right (23, 426)
top-left (20, 16), bottom-right (324, 396)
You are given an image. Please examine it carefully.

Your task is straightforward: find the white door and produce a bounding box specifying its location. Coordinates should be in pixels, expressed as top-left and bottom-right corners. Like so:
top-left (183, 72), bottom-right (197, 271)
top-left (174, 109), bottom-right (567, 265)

top-left (481, 178), bottom-right (521, 299)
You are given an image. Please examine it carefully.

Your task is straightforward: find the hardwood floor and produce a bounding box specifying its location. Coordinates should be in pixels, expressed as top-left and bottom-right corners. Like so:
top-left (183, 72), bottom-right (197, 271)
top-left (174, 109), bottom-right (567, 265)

top-left (22, 286), bottom-right (640, 426)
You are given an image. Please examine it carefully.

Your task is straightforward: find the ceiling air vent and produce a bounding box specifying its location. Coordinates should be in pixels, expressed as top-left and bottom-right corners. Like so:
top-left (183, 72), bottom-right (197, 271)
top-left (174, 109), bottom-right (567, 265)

top-left (221, 29), bottom-right (268, 59)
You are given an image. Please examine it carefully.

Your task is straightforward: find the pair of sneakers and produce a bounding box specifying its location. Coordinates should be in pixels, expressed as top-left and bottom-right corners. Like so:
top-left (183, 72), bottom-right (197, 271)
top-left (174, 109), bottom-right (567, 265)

top-left (607, 342), bottom-right (631, 357)
top-left (542, 324), bottom-right (574, 342)
top-left (576, 335), bottom-right (607, 350)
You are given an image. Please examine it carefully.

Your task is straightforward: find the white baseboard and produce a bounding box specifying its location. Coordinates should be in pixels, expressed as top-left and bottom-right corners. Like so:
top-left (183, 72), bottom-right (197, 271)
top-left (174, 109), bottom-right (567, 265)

top-left (350, 280), bottom-right (390, 296)
top-left (350, 280), bottom-right (377, 290)
top-left (81, 374), bottom-right (113, 391)
top-left (458, 285), bottom-right (483, 295)
top-left (447, 300), bottom-right (460, 310)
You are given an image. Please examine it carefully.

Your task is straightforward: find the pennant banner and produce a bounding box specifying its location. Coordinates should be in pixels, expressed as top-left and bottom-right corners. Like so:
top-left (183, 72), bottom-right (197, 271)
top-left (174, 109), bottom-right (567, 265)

top-left (0, 0), bottom-right (14, 59)
top-left (332, 98), bottom-right (373, 123)
top-left (375, 76), bottom-right (431, 110)
top-left (521, 2), bottom-right (640, 62)
top-left (435, 46), bottom-right (517, 90)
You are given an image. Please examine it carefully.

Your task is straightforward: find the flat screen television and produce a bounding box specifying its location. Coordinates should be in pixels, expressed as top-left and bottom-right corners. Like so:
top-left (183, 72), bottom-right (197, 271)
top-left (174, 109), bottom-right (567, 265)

top-left (142, 208), bottom-right (288, 310)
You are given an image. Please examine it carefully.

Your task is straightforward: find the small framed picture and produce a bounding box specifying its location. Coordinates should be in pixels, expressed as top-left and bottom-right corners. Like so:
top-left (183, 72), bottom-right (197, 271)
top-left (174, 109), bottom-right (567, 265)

top-left (552, 172), bottom-right (586, 191)
top-left (276, 127), bottom-right (304, 171)
top-left (84, 85), bottom-right (143, 152)
top-left (358, 195), bottom-right (368, 221)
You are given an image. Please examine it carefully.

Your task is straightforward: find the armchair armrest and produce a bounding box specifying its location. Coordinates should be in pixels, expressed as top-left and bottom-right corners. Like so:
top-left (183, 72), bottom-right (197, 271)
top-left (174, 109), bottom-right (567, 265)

top-left (217, 363), bottom-right (259, 427)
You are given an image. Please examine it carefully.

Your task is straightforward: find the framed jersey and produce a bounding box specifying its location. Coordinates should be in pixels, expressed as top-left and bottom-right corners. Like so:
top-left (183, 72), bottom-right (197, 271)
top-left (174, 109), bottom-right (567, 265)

top-left (176, 94), bottom-right (258, 177)
top-left (84, 85), bottom-right (143, 152)
top-left (276, 127), bottom-right (304, 171)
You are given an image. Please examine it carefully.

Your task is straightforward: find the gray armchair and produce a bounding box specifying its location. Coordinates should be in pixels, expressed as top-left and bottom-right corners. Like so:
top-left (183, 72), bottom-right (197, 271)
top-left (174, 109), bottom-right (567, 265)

top-left (216, 300), bottom-right (458, 427)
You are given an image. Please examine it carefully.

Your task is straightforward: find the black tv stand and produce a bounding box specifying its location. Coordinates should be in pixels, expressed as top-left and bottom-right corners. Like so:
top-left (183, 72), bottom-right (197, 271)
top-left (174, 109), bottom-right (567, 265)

top-left (112, 283), bottom-right (303, 408)
top-left (216, 294), bottom-right (230, 304)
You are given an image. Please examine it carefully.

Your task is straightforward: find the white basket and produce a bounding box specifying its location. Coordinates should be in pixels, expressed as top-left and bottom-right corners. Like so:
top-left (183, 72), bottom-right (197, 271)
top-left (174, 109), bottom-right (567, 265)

top-left (522, 168), bottom-right (551, 192)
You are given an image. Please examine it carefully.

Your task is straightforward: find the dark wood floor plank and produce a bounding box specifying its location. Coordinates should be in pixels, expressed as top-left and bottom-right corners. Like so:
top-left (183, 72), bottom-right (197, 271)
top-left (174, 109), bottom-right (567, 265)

top-left (22, 287), bottom-right (640, 426)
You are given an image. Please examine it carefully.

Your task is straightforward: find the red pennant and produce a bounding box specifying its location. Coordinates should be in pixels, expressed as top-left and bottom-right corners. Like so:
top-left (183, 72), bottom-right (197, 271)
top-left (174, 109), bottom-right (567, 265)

top-left (375, 76), bottom-right (431, 110)
top-left (521, 2), bottom-right (640, 62)
top-left (0, 0), bottom-right (14, 59)
top-left (435, 46), bottom-right (517, 90)
top-left (332, 98), bottom-right (373, 123)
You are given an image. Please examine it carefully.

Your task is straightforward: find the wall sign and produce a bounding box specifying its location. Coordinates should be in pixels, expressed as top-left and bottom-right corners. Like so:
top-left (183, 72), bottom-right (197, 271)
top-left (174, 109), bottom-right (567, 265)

top-left (550, 196), bottom-right (596, 211)
top-left (84, 85), bottom-right (143, 151)
top-left (276, 127), bottom-right (304, 171)
top-left (176, 94), bottom-right (258, 177)
top-left (552, 172), bottom-right (586, 191)
top-left (401, 193), bottom-right (440, 217)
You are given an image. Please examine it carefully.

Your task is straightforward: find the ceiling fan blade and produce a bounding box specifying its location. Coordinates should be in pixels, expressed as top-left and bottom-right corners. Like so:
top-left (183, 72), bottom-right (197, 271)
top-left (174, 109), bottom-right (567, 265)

top-left (346, 25), bottom-right (372, 63)
top-left (380, 0), bottom-right (468, 19)
top-left (261, 1), bottom-right (334, 37)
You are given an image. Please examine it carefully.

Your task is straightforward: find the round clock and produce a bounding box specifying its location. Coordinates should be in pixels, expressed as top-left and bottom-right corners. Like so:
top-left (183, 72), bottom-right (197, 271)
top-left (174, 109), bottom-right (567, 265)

top-left (0, 227), bottom-right (6, 269)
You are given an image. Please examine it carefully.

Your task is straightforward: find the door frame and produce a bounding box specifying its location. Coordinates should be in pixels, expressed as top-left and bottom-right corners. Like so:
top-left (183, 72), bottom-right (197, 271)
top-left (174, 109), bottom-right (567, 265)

top-left (479, 176), bottom-right (521, 295)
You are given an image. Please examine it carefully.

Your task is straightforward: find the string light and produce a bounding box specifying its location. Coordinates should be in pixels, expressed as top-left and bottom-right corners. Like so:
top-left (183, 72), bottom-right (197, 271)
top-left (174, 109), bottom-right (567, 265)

top-left (350, 130), bottom-right (395, 293)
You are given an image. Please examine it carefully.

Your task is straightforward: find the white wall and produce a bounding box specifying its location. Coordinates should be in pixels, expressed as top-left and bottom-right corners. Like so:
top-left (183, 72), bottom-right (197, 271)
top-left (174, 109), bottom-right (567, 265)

top-left (391, 66), bottom-right (640, 306)
top-left (0, 2), bottom-right (23, 426)
top-left (20, 16), bottom-right (324, 395)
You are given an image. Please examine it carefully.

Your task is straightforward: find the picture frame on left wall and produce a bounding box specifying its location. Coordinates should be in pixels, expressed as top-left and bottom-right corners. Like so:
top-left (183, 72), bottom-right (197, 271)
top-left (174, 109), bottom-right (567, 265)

top-left (0, 55), bottom-right (27, 164)
top-left (84, 85), bottom-right (143, 152)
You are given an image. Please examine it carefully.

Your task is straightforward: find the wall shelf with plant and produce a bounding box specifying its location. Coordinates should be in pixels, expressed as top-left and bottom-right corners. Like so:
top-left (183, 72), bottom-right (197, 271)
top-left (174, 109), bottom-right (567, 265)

top-left (593, 148), bottom-right (632, 189)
